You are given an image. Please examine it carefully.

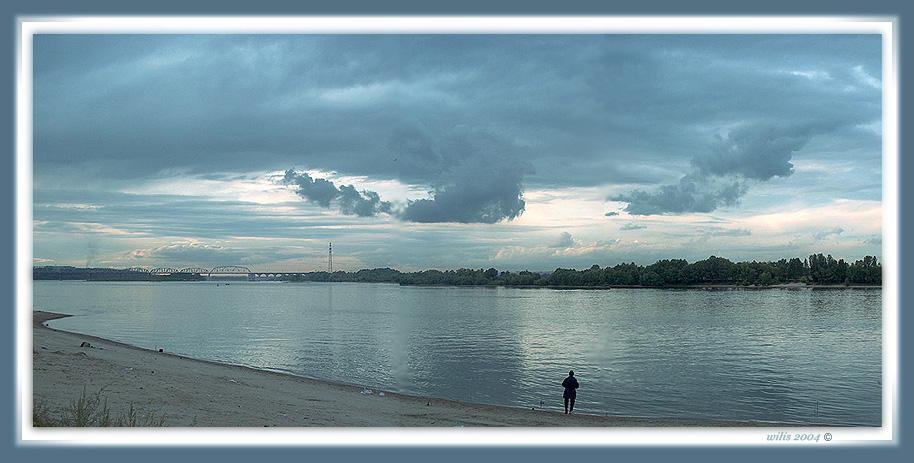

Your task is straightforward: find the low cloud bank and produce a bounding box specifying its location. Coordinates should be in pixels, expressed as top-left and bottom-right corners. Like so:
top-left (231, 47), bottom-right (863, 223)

top-left (612, 124), bottom-right (819, 215)
top-left (283, 155), bottom-right (530, 224)
top-left (282, 169), bottom-right (392, 217)
top-left (400, 158), bottom-right (528, 224)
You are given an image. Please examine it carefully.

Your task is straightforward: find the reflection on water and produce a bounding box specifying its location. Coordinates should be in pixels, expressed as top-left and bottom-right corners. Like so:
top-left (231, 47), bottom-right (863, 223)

top-left (34, 281), bottom-right (881, 425)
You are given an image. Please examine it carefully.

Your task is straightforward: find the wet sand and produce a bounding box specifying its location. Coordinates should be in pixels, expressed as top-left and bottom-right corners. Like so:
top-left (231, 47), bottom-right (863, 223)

top-left (32, 311), bottom-right (768, 427)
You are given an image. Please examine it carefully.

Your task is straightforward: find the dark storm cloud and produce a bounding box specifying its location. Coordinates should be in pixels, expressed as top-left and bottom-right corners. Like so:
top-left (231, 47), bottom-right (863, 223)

top-left (338, 186), bottom-right (393, 216)
top-left (387, 126), bottom-right (533, 223)
top-left (31, 35), bottom-right (883, 268)
top-left (282, 169), bottom-right (391, 217)
top-left (691, 125), bottom-right (816, 180)
top-left (386, 127), bottom-right (448, 183)
top-left (283, 124), bottom-right (532, 223)
top-left (613, 122), bottom-right (840, 215)
top-left (391, 125), bottom-right (532, 223)
top-left (34, 35), bottom-right (881, 193)
top-left (281, 170), bottom-right (339, 207)
top-left (612, 174), bottom-right (749, 215)
top-left (283, 130), bottom-right (531, 223)
top-left (400, 156), bottom-right (530, 224)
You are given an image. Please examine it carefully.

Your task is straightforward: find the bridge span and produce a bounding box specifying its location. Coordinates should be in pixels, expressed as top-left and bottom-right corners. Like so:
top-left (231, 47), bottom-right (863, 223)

top-left (119, 265), bottom-right (327, 281)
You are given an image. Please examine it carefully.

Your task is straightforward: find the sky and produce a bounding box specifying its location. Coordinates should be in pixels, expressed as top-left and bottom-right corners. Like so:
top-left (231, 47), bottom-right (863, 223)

top-left (32, 34), bottom-right (883, 272)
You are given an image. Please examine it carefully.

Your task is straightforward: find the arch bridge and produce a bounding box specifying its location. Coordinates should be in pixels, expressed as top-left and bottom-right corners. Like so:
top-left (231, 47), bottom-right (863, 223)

top-left (119, 265), bottom-right (315, 281)
top-left (150, 267), bottom-right (180, 275)
top-left (179, 267), bottom-right (210, 274)
top-left (208, 265), bottom-right (254, 280)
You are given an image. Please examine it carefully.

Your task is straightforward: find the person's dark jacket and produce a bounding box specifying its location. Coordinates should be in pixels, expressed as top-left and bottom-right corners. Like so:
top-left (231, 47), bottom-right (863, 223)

top-left (562, 376), bottom-right (579, 398)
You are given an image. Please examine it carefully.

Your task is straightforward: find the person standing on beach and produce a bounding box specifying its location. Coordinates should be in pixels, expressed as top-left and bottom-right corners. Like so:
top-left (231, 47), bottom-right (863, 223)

top-left (562, 370), bottom-right (579, 414)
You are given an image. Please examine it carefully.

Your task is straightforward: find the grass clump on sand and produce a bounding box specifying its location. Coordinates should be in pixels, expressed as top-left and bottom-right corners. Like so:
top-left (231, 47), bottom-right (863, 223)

top-left (34, 387), bottom-right (167, 427)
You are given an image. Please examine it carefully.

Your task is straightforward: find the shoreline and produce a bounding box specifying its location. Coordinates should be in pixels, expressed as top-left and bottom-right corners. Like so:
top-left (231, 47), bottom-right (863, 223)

top-left (33, 279), bottom-right (882, 290)
top-left (441, 283), bottom-right (882, 290)
top-left (33, 310), bottom-right (813, 427)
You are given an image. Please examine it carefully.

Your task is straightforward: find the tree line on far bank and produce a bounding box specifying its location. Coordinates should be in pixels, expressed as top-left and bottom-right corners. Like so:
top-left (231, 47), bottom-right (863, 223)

top-left (32, 253), bottom-right (882, 287)
top-left (289, 254), bottom-right (882, 287)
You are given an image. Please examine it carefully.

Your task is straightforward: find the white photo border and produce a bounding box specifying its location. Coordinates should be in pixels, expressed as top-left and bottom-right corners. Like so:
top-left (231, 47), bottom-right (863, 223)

top-left (16, 15), bottom-right (899, 446)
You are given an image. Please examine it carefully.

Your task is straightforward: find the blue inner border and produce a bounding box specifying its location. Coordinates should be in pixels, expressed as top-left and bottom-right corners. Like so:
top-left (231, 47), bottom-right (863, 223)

top-left (2, 0), bottom-right (910, 461)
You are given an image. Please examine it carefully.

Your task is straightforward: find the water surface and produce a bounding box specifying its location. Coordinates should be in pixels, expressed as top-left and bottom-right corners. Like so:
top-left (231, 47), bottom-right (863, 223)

top-left (33, 281), bottom-right (882, 425)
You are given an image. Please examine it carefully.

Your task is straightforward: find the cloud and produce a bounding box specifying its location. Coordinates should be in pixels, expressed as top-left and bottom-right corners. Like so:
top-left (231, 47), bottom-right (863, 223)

top-left (30, 35), bottom-right (883, 269)
top-left (33, 35), bottom-right (881, 193)
top-left (127, 241), bottom-right (230, 261)
top-left (613, 123), bottom-right (826, 215)
top-left (400, 161), bottom-right (528, 224)
top-left (284, 157), bottom-right (529, 224)
top-left (398, 128), bottom-right (532, 224)
top-left (852, 65), bottom-right (881, 89)
top-left (282, 169), bottom-right (391, 217)
top-left (337, 185), bottom-right (393, 216)
top-left (604, 211), bottom-right (619, 217)
top-left (33, 220), bottom-right (140, 236)
top-left (281, 170), bottom-right (339, 207)
top-left (813, 227), bottom-right (845, 240)
top-left (550, 232), bottom-right (575, 248)
top-left (785, 70), bottom-right (832, 81)
top-left (33, 188), bottom-right (382, 243)
top-left (706, 227), bottom-right (752, 237)
top-left (124, 241), bottom-right (305, 267)
top-left (491, 237), bottom-right (621, 268)
top-left (620, 222), bottom-right (647, 231)
top-left (863, 234), bottom-right (882, 246)
top-left (282, 127), bottom-right (532, 224)
top-left (386, 127), bottom-right (447, 183)
top-left (691, 125), bottom-right (815, 180)
top-left (42, 202), bottom-right (102, 210)
top-left (612, 174), bottom-right (748, 215)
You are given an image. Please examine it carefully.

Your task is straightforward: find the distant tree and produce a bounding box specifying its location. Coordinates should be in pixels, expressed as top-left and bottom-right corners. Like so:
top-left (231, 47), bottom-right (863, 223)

top-left (847, 256), bottom-right (881, 285)
top-left (786, 258), bottom-right (805, 281)
top-left (582, 264), bottom-right (603, 286)
top-left (639, 270), bottom-right (663, 287)
top-left (646, 259), bottom-right (688, 285)
top-left (248, 253), bottom-right (880, 289)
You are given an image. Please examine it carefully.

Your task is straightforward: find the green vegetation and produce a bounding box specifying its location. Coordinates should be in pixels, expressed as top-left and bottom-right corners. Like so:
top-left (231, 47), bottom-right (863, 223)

top-left (33, 254), bottom-right (882, 288)
top-left (33, 387), bottom-right (167, 427)
top-left (288, 253), bottom-right (882, 288)
top-left (32, 266), bottom-right (203, 281)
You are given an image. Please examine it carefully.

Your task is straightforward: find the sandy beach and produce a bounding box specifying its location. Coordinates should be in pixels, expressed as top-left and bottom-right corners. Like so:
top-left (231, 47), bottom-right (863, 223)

top-left (33, 311), bottom-right (768, 427)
